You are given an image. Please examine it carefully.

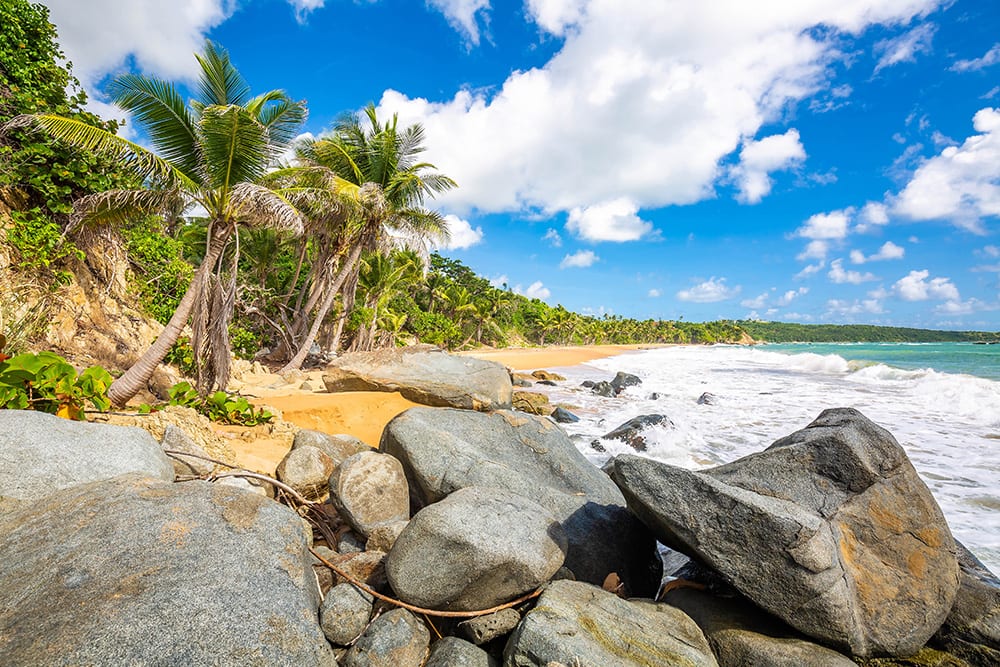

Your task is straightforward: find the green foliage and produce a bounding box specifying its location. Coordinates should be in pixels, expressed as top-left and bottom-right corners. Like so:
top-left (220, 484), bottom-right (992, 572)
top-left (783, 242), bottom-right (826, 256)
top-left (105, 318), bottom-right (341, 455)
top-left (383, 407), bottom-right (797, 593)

top-left (121, 217), bottom-right (193, 324)
top-left (166, 381), bottom-right (273, 426)
top-left (739, 321), bottom-right (1000, 343)
top-left (0, 345), bottom-right (112, 419)
top-left (229, 325), bottom-right (261, 360)
top-left (164, 338), bottom-right (196, 376)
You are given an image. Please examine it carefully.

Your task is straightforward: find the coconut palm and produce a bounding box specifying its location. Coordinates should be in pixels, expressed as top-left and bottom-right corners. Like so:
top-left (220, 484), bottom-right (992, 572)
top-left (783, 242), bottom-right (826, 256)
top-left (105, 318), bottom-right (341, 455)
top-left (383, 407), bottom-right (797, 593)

top-left (278, 103), bottom-right (455, 371)
top-left (17, 42), bottom-right (306, 403)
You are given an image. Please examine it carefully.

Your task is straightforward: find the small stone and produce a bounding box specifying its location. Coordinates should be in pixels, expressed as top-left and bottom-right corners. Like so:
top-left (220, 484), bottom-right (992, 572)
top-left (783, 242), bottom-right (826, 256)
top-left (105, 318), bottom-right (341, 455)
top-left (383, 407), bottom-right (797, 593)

top-left (366, 520), bottom-right (408, 553)
top-left (342, 608), bottom-right (429, 667)
top-left (590, 381), bottom-right (615, 397)
top-left (426, 637), bottom-right (499, 667)
top-left (531, 370), bottom-right (565, 382)
top-left (512, 391), bottom-right (552, 416)
top-left (293, 430), bottom-right (369, 468)
top-left (610, 371), bottom-right (642, 394)
top-left (276, 445), bottom-right (336, 501)
top-left (551, 407), bottom-right (580, 424)
top-left (338, 531), bottom-right (366, 554)
top-left (330, 451), bottom-right (409, 537)
top-left (311, 545), bottom-right (337, 594)
top-left (333, 550), bottom-right (388, 592)
top-left (458, 608), bottom-right (521, 645)
top-left (320, 583), bottom-right (374, 646)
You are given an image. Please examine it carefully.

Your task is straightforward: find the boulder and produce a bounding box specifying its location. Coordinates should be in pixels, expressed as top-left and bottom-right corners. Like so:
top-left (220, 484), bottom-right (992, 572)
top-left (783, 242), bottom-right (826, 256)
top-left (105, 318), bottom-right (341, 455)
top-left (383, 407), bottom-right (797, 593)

top-left (381, 408), bottom-right (661, 597)
top-left (503, 580), bottom-right (717, 667)
top-left (323, 345), bottom-right (512, 411)
top-left (426, 637), bottom-right (498, 667)
top-left (0, 410), bottom-right (175, 500)
top-left (531, 370), bottom-right (565, 381)
top-left (320, 582), bottom-right (374, 646)
top-left (697, 392), bottom-right (717, 405)
top-left (330, 451), bottom-right (410, 537)
top-left (610, 371), bottom-right (642, 394)
top-left (293, 429), bottom-right (369, 467)
top-left (386, 486), bottom-right (566, 611)
top-left (276, 445), bottom-right (336, 501)
top-left (458, 608), bottom-right (521, 645)
top-left (933, 541), bottom-right (1000, 666)
top-left (535, 379), bottom-right (557, 386)
top-left (663, 587), bottom-right (856, 667)
top-left (595, 414), bottom-right (672, 452)
top-left (608, 408), bottom-right (961, 657)
top-left (0, 475), bottom-right (335, 665)
top-left (342, 608), bottom-right (429, 667)
top-left (512, 390), bottom-right (552, 415)
top-left (551, 406), bottom-right (580, 423)
top-left (589, 380), bottom-right (616, 397)
top-left (160, 424), bottom-right (214, 476)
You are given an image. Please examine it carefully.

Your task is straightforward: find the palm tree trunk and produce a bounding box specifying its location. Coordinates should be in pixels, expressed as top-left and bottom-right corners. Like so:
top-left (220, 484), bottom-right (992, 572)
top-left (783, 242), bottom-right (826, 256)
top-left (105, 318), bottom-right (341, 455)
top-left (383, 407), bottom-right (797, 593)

top-left (279, 242), bottom-right (364, 372)
top-left (108, 227), bottom-right (231, 406)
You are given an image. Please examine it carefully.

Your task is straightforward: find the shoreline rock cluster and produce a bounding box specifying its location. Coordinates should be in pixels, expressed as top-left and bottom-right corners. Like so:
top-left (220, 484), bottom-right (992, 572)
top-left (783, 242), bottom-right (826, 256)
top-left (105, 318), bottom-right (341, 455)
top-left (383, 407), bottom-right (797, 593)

top-left (0, 348), bottom-right (996, 666)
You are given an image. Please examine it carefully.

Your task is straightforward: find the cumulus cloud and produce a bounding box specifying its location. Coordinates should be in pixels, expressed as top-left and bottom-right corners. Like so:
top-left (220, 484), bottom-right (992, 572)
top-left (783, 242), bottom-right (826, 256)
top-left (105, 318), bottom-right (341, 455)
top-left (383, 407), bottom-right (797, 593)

top-left (893, 269), bottom-right (960, 301)
top-left (559, 249), bottom-right (599, 268)
top-left (565, 198), bottom-right (652, 242)
top-left (543, 228), bottom-right (563, 247)
top-left (742, 287), bottom-right (808, 308)
top-left (829, 258), bottom-right (877, 284)
top-left (892, 107), bottom-right (1000, 232)
top-left (648, 288), bottom-right (661, 298)
top-left (427, 0), bottom-right (492, 46)
top-left (731, 129), bottom-right (806, 204)
top-left (676, 277), bottom-right (740, 303)
top-left (490, 274), bottom-right (509, 288)
top-left (438, 214), bottom-right (484, 249)
top-left (377, 1), bottom-right (941, 219)
top-left (776, 287), bottom-right (809, 305)
top-left (516, 281), bottom-right (552, 300)
top-left (795, 260), bottom-right (826, 279)
top-left (850, 241), bottom-right (905, 263)
top-left (854, 201), bottom-right (890, 233)
top-left (950, 43), bottom-right (1000, 72)
top-left (740, 292), bottom-right (770, 309)
top-left (873, 23), bottom-right (936, 73)
top-left (797, 209), bottom-right (852, 240)
top-left (826, 298), bottom-right (885, 317)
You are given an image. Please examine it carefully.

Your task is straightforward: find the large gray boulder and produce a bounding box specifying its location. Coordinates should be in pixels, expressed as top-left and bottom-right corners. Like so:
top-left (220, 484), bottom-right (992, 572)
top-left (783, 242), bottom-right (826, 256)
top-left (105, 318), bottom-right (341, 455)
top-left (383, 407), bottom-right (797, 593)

top-left (609, 408), bottom-right (960, 658)
top-left (0, 475), bottom-right (335, 666)
top-left (933, 541), bottom-right (1000, 666)
top-left (385, 486), bottom-right (567, 611)
top-left (323, 345), bottom-right (512, 411)
top-left (330, 450), bottom-right (410, 538)
top-left (380, 408), bottom-right (661, 597)
top-left (503, 579), bottom-right (717, 667)
top-left (663, 587), bottom-right (856, 667)
top-left (0, 410), bottom-right (175, 500)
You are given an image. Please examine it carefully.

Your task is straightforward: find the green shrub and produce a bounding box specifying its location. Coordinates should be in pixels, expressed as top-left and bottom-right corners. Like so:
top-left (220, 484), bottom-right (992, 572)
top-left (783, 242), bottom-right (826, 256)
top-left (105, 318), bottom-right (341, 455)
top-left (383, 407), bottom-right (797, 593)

top-left (163, 381), bottom-right (273, 426)
top-left (0, 344), bottom-right (112, 419)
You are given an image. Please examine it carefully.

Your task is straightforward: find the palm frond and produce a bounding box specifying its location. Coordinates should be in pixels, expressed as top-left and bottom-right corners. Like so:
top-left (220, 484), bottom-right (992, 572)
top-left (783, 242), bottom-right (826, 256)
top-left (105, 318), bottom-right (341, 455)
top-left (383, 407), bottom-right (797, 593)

top-left (228, 182), bottom-right (304, 235)
top-left (107, 74), bottom-right (200, 180)
top-left (248, 91), bottom-right (307, 153)
top-left (194, 41), bottom-right (251, 107)
top-left (74, 188), bottom-right (186, 228)
top-left (198, 105), bottom-right (269, 191)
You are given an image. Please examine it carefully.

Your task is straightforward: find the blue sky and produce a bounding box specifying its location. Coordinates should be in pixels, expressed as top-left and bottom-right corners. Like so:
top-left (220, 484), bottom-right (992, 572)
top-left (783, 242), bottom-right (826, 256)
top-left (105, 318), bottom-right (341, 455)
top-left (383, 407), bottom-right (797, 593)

top-left (44, 0), bottom-right (1000, 329)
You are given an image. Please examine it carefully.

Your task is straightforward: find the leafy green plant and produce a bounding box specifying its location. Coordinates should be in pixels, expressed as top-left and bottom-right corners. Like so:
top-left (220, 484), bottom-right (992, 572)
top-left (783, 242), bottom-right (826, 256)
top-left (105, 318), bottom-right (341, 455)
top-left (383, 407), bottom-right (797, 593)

top-left (0, 345), bottom-right (113, 419)
top-left (164, 338), bottom-right (196, 376)
top-left (165, 381), bottom-right (273, 426)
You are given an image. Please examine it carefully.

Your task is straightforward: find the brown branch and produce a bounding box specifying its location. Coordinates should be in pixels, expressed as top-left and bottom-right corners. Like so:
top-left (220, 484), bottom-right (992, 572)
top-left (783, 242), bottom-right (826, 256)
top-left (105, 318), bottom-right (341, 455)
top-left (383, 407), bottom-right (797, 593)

top-left (308, 546), bottom-right (542, 618)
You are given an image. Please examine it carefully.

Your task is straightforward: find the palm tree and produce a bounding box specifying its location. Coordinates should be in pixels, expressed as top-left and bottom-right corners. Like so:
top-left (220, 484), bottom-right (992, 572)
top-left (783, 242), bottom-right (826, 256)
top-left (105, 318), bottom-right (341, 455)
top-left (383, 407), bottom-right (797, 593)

top-left (278, 103), bottom-right (455, 371)
top-left (353, 250), bottom-right (417, 351)
top-left (18, 42), bottom-right (306, 404)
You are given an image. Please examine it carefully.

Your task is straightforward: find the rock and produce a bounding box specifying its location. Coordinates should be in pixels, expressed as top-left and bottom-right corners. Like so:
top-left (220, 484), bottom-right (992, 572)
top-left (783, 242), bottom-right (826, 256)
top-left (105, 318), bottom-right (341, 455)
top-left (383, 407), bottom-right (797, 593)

top-left (276, 445), bottom-right (336, 501)
top-left (608, 408), bottom-right (961, 657)
top-left (366, 520), bottom-right (408, 553)
top-left (535, 379), bottom-right (557, 386)
top-left (330, 451), bottom-right (410, 537)
top-left (338, 530), bottom-right (366, 554)
top-left (214, 474), bottom-right (269, 496)
top-left (663, 587), bottom-right (856, 667)
top-left (512, 390), bottom-right (552, 415)
top-left (0, 475), bottom-right (335, 665)
top-left (596, 414), bottom-right (672, 452)
top-left (331, 550), bottom-right (389, 592)
top-left (426, 637), bottom-right (499, 667)
top-left (320, 582), bottom-right (374, 646)
top-left (311, 545), bottom-right (338, 594)
top-left (97, 404), bottom-right (237, 468)
top-left (385, 486), bottom-right (567, 611)
top-left (610, 371), bottom-right (642, 393)
top-left (323, 345), bottom-right (512, 411)
top-left (342, 608), bottom-right (429, 667)
top-left (293, 429), bottom-right (369, 467)
top-left (381, 408), bottom-right (661, 597)
top-left (0, 410), bottom-right (175, 500)
top-left (503, 580), bottom-right (717, 667)
top-left (589, 380), bottom-right (616, 397)
top-left (580, 380), bottom-right (595, 388)
top-left (512, 377), bottom-right (532, 387)
top-left (531, 370), bottom-right (565, 381)
top-left (550, 406), bottom-right (580, 423)
top-left (160, 424), bottom-right (214, 476)
top-left (697, 392), bottom-right (717, 405)
top-left (853, 647), bottom-right (976, 666)
top-left (933, 541), bottom-right (1000, 666)
top-left (458, 608), bottom-right (521, 645)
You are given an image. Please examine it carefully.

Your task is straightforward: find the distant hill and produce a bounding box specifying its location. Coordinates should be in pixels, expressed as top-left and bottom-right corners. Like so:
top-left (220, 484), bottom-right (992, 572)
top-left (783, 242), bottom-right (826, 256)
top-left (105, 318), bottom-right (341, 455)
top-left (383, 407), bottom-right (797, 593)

top-left (738, 321), bottom-right (1000, 344)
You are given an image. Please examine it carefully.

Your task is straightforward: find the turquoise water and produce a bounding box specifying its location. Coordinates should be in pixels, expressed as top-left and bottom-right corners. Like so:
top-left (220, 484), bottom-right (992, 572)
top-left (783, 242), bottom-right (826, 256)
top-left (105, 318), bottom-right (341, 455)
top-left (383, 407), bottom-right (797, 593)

top-left (761, 342), bottom-right (1000, 381)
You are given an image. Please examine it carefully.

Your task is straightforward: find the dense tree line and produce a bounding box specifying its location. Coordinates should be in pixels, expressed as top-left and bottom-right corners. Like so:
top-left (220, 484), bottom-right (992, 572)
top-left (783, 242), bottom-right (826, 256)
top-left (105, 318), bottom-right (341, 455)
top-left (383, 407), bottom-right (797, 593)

top-left (740, 321), bottom-right (999, 343)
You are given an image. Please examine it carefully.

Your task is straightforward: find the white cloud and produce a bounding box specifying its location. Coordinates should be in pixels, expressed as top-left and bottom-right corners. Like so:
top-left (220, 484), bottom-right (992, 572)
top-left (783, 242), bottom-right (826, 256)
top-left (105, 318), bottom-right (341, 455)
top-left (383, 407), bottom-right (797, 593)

top-left (287, 0), bottom-right (326, 22)
top-left (731, 129), bottom-right (806, 203)
top-left (795, 260), bottom-right (826, 279)
top-left (851, 241), bottom-right (905, 263)
top-left (543, 228), bottom-right (563, 247)
top-left (559, 249), bottom-right (599, 268)
top-left (377, 1), bottom-right (942, 219)
top-left (797, 240), bottom-right (831, 261)
top-left (892, 107), bottom-right (1000, 232)
top-left (427, 0), bottom-right (492, 46)
top-left (826, 298), bottom-right (885, 317)
top-left (951, 43), bottom-right (1000, 73)
top-left (740, 291), bottom-right (770, 309)
top-left (516, 281), bottom-right (552, 300)
top-left (829, 258), bottom-right (877, 284)
top-left (776, 287), bottom-right (809, 305)
top-left (854, 201), bottom-right (890, 233)
top-left (648, 288), bottom-right (661, 298)
top-left (893, 269), bottom-right (961, 301)
top-left (935, 299), bottom-right (979, 315)
top-left (797, 209), bottom-right (852, 240)
top-left (566, 198), bottom-right (652, 242)
top-left (873, 23), bottom-right (936, 73)
top-left (489, 274), bottom-right (509, 288)
top-left (438, 214), bottom-right (484, 249)
top-left (676, 277), bottom-right (740, 303)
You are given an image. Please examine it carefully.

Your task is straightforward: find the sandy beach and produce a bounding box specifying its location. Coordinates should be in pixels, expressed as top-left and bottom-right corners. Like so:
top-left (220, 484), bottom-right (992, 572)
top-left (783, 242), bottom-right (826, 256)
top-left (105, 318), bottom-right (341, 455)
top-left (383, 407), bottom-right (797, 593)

top-left (458, 344), bottom-right (658, 371)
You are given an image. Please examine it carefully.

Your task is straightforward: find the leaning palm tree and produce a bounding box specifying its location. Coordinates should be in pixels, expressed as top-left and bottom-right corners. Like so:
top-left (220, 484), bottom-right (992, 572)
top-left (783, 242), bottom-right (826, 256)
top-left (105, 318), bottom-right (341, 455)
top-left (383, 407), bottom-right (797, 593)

top-left (277, 103), bottom-right (455, 371)
top-left (13, 42), bottom-right (306, 404)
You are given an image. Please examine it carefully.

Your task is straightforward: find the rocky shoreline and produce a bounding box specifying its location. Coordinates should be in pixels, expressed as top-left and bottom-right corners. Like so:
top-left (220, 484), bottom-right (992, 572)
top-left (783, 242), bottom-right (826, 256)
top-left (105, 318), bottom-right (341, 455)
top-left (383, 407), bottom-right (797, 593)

top-left (0, 346), bottom-right (996, 666)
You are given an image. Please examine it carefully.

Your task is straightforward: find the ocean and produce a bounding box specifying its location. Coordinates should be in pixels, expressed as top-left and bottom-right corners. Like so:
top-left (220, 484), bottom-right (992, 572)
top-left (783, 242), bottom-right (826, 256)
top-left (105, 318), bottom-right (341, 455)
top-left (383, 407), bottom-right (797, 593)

top-left (535, 342), bottom-right (1000, 573)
